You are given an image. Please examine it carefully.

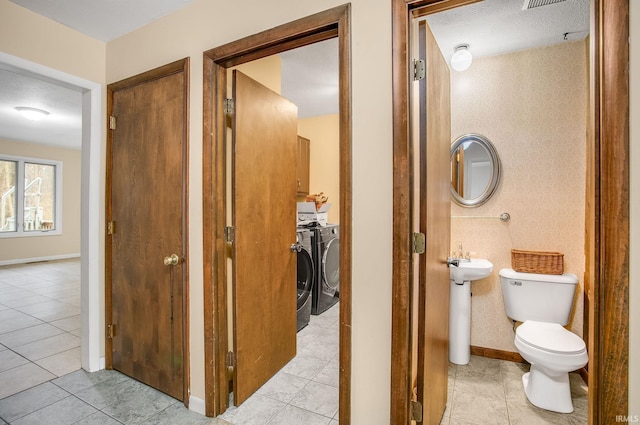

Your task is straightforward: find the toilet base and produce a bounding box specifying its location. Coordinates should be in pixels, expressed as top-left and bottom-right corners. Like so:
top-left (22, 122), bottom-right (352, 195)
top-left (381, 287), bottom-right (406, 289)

top-left (522, 366), bottom-right (574, 414)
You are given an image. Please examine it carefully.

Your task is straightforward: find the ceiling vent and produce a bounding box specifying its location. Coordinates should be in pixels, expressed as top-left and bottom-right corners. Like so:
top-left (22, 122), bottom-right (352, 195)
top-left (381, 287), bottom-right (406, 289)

top-left (522, 0), bottom-right (567, 10)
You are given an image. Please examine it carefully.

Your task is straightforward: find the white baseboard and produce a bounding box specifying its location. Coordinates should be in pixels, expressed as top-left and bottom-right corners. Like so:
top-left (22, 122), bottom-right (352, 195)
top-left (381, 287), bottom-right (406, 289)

top-left (0, 253), bottom-right (81, 266)
top-left (189, 395), bottom-right (206, 416)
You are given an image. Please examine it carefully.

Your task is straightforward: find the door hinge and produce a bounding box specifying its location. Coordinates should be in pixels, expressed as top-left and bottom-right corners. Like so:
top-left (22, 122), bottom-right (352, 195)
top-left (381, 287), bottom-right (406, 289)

top-left (224, 98), bottom-right (235, 116)
top-left (106, 324), bottom-right (115, 339)
top-left (109, 116), bottom-right (116, 130)
top-left (412, 232), bottom-right (426, 254)
top-left (107, 221), bottom-right (115, 235)
top-left (410, 400), bottom-right (423, 422)
top-left (413, 59), bottom-right (425, 81)
top-left (224, 226), bottom-right (235, 243)
top-left (226, 351), bottom-right (236, 374)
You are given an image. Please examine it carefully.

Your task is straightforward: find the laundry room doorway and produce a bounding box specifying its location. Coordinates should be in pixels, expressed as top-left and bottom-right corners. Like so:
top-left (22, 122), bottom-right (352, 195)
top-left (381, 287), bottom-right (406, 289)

top-left (202, 5), bottom-right (352, 422)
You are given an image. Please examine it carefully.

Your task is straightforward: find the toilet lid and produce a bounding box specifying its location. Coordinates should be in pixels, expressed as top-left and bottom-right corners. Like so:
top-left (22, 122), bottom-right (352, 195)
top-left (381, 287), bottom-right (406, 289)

top-left (516, 320), bottom-right (586, 354)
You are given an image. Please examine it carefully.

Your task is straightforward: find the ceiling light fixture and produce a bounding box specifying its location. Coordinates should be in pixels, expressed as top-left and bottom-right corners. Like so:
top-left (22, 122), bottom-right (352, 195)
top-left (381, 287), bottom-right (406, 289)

top-left (15, 106), bottom-right (50, 121)
top-left (451, 44), bottom-right (473, 72)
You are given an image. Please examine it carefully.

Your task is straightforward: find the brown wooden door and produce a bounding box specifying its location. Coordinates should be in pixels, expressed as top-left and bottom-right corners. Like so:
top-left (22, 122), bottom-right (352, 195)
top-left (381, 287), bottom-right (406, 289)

top-left (414, 20), bottom-right (451, 424)
top-left (231, 70), bottom-right (298, 405)
top-left (107, 62), bottom-right (188, 401)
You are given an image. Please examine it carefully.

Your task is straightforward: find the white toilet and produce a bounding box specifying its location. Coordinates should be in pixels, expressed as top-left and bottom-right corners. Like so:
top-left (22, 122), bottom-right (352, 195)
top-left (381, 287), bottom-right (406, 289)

top-left (499, 268), bottom-right (588, 413)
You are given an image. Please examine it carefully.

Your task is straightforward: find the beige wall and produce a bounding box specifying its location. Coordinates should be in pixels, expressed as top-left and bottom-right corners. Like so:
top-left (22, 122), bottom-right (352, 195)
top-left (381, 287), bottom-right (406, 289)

top-left (0, 0), bottom-right (105, 83)
top-left (106, 1), bottom-right (392, 421)
top-left (298, 114), bottom-right (340, 224)
top-left (229, 55), bottom-right (282, 95)
top-left (630, 0), bottom-right (639, 417)
top-left (0, 139), bottom-right (82, 263)
top-left (451, 40), bottom-right (588, 352)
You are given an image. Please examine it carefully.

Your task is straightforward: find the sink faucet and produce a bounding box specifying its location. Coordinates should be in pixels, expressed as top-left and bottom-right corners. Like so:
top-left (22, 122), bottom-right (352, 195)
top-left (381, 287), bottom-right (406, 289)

top-left (449, 242), bottom-right (471, 264)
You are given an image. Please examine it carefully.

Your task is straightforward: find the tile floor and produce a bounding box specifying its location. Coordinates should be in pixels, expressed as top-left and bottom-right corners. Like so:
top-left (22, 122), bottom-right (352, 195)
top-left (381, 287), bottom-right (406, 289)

top-left (0, 260), bottom-right (586, 424)
top-left (0, 259), bottom-right (82, 400)
top-left (442, 355), bottom-right (588, 425)
top-left (218, 302), bottom-right (340, 425)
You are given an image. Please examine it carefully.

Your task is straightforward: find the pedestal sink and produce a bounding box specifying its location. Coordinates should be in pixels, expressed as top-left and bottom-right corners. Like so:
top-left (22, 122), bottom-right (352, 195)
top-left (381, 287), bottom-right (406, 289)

top-left (449, 258), bottom-right (493, 365)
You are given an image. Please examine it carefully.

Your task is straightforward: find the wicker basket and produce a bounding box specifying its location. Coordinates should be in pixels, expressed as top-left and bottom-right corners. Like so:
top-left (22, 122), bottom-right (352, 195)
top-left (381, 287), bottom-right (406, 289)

top-left (511, 249), bottom-right (564, 275)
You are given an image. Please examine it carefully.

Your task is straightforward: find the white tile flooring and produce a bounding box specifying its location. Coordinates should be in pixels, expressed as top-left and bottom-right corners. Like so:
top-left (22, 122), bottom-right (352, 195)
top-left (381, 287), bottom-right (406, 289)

top-left (0, 259), bottom-right (587, 424)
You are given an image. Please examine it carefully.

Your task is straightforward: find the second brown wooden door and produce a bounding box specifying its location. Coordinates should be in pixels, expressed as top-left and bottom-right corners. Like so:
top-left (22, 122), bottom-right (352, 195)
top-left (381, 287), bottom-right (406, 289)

top-left (231, 70), bottom-right (298, 405)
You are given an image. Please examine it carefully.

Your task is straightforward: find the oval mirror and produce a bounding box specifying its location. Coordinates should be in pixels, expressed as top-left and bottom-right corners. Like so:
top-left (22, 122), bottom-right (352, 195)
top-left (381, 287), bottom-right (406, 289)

top-left (450, 133), bottom-right (501, 207)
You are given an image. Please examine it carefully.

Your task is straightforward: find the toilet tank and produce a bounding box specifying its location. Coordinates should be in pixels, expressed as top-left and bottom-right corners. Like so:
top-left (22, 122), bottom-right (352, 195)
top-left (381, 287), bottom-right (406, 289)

top-left (499, 268), bottom-right (579, 325)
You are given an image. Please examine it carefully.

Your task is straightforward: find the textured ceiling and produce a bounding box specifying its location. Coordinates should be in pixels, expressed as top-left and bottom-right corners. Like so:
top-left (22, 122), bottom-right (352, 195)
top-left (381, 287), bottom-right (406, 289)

top-left (280, 39), bottom-right (339, 120)
top-left (426, 0), bottom-right (589, 66)
top-left (1, 0), bottom-right (590, 150)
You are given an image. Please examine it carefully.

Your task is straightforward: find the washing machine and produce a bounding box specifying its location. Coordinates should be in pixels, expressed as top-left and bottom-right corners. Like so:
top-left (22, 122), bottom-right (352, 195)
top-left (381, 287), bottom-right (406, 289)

top-left (312, 224), bottom-right (340, 315)
top-left (296, 227), bottom-right (314, 331)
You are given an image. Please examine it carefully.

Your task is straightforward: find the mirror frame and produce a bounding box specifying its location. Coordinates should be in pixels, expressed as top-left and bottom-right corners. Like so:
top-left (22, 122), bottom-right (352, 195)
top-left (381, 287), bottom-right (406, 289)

top-left (450, 133), bottom-right (501, 207)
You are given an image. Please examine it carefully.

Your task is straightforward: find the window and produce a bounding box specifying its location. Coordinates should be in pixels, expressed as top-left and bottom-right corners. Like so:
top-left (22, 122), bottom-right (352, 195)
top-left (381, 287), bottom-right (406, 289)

top-left (0, 155), bottom-right (62, 237)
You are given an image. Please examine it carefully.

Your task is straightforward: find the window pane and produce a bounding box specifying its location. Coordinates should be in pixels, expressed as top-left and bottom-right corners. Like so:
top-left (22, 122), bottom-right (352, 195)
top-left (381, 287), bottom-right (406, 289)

top-left (0, 160), bottom-right (17, 232)
top-left (24, 162), bottom-right (55, 231)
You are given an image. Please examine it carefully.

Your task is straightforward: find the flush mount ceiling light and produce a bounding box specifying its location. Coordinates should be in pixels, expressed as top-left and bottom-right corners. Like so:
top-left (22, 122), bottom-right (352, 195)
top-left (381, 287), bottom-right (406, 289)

top-left (15, 106), bottom-right (50, 121)
top-left (451, 44), bottom-right (473, 72)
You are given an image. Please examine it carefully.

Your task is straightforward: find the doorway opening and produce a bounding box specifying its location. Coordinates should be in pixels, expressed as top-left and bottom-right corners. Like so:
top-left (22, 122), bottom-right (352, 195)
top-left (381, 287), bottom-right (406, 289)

top-left (0, 51), bottom-right (102, 374)
top-left (391, 0), bottom-right (629, 424)
top-left (202, 5), bottom-right (352, 423)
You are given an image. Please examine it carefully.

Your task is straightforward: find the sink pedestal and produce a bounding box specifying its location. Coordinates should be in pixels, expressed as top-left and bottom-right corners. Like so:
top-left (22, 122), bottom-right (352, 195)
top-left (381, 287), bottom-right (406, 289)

top-left (449, 279), bottom-right (471, 365)
top-left (447, 258), bottom-right (492, 365)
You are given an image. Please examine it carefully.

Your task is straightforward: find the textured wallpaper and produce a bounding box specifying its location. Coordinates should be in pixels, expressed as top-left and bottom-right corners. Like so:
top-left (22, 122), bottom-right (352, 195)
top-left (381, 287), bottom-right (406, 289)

top-left (450, 39), bottom-right (588, 352)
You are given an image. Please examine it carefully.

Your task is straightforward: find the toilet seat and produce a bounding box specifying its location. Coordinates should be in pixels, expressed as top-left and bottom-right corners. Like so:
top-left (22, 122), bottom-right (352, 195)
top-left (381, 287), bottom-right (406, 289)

top-left (516, 320), bottom-right (586, 355)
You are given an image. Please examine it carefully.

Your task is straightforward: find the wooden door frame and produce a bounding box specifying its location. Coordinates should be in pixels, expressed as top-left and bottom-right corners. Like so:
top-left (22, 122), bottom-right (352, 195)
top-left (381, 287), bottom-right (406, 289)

top-left (202, 4), bottom-right (352, 420)
top-left (105, 57), bottom-right (191, 405)
top-left (391, 0), bottom-right (629, 424)
top-left (587, 0), bottom-right (629, 423)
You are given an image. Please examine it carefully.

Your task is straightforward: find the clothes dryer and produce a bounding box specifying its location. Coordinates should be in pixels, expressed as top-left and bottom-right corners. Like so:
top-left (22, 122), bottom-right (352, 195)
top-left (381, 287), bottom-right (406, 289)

top-left (295, 227), bottom-right (314, 331)
top-left (312, 224), bottom-right (339, 315)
